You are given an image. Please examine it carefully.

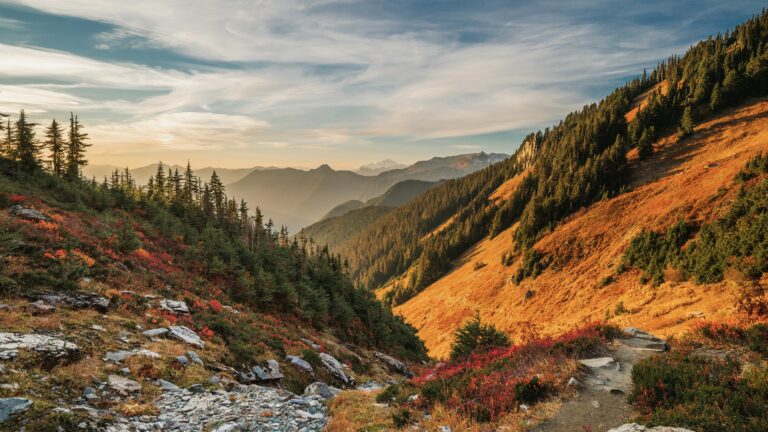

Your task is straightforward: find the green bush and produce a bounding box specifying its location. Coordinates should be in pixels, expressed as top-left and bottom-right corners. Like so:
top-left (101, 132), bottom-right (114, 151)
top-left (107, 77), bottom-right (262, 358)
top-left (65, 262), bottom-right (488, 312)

top-left (449, 312), bottom-right (511, 359)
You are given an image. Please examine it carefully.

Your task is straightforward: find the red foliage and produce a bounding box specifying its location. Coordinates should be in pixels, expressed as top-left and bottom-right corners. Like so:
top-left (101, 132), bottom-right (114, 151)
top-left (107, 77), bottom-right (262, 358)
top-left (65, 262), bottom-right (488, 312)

top-left (199, 326), bottom-right (214, 339)
top-left (9, 194), bottom-right (26, 204)
top-left (209, 299), bottom-right (223, 313)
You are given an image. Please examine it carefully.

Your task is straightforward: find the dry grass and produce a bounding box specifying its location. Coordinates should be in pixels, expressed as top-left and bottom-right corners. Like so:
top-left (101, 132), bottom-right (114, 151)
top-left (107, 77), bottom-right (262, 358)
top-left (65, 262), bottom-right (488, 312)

top-left (117, 401), bottom-right (160, 417)
top-left (395, 98), bottom-right (768, 358)
top-left (325, 390), bottom-right (395, 432)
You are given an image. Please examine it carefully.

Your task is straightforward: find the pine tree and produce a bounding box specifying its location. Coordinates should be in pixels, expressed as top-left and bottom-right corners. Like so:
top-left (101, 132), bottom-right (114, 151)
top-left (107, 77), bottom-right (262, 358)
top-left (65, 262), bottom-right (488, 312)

top-left (710, 82), bottom-right (722, 111)
top-left (182, 161), bottom-right (196, 204)
top-left (209, 171), bottom-right (225, 217)
top-left (65, 113), bottom-right (91, 180)
top-left (153, 162), bottom-right (166, 201)
top-left (637, 127), bottom-right (655, 160)
top-left (449, 311), bottom-right (510, 359)
top-left (678, 106), bottom-right (695, 139)
top-left (44, 119), bottom-right (65, 176)
top-left (15, 110), bottom-right (41, 172)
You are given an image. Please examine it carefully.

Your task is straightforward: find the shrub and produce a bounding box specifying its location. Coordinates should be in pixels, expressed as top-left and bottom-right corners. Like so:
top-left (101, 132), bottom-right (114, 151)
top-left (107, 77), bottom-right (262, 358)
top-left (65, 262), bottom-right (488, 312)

top-left (449, 312), bottom-right (511, 360)
top-left (512, 248), bottom-right (550, 284)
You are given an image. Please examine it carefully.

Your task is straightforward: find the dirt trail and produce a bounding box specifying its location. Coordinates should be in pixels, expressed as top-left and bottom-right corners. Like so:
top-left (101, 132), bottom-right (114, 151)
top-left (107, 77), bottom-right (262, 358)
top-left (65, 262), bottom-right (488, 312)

top-left (535, 329), bottom-right (666, 432)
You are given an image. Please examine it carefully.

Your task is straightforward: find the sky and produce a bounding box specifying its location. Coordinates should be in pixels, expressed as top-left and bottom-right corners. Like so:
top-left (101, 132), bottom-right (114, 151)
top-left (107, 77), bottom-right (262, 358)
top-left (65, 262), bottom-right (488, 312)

top-left (0, 1), bottom-right (763, 170)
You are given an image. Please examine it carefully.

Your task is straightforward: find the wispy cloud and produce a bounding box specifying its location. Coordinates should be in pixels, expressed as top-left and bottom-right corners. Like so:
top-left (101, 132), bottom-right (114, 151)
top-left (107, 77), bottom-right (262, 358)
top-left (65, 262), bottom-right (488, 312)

top-left (0, 0), bottom-right (762, 167)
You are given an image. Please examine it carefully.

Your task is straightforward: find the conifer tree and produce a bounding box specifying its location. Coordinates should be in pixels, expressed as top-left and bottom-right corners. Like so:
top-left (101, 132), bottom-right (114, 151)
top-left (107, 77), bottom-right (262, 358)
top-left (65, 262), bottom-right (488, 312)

top-left (0, 115), bottom-right (10, 159)
top-left (15, 110), bottom-right (41, 172)
top-left (65, 113), bottom-right (91, 180)
top-left (44, 119), bottom-right (65, 176)
top-left (678, 106), bottom-right (695, 139)
top-left (209, 171), bottom-right (225, 217)
top-left (638, 127), bottom-right (655, 160)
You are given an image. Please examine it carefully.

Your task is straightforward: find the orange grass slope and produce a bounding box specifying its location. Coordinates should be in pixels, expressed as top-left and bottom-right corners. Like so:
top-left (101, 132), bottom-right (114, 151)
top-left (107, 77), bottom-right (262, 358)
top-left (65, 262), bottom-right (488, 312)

top-left (395, 98), bottom-right (768, 359)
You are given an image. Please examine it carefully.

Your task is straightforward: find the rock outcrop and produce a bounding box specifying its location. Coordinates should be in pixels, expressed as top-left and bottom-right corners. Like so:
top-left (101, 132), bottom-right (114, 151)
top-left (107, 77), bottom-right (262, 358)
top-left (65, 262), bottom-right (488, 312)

top-left (27, 291), bottom-right (110, 312)
top-left (9, 205), bottom-right (50, 222)
top-left (167, 326), bottom-right (204, 348)
top-left (159, 300), bottom-right (190, 315)
top-left (374, 351), bottom-right (412, 377)
top-left (0, 398), bottom-right (32, 423)
top-left (318, 353), bottom-right (354, 387)
top-left (0, 333), bottom-right (79, 360)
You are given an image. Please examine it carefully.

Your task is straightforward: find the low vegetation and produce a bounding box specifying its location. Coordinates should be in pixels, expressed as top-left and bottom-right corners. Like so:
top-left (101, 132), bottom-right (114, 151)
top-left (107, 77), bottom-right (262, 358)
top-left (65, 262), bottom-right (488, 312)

top-left (622, 153), bottom-right (768, 288)
top-left (630, 322), bottom-right (768, 431)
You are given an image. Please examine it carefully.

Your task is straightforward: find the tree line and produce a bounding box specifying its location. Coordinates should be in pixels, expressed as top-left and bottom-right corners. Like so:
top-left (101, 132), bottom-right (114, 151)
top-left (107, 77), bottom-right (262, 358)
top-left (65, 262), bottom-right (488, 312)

top-left (0, 110), bottom-right (426, 360)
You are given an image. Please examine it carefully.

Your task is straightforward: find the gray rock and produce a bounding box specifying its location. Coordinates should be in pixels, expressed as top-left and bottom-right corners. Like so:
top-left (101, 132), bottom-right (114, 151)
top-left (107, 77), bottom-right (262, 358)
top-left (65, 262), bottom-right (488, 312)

top-left (188, 384), bottom-right (204, 393)
top-left (175, 355), bottom-right (189, 366)
top-left (567, 377), bottom-right (582, 387)
top-left (356, 381), bottom-right (384, 391)
top-left (579, 357), bottom-right (616, 368)
top-left (286, 355), bottom-right (314, 374)
top-left (9, 205), bottom-right (50, 222)
top-left (303, 382), bottom-right (340, 400)
top-left (83, 387), bottom-right (98, 401)
top-left (119, 368), bottom-right (130, 375)
top-left (0, 304), bottom-right (10, 311)
top-left (607, 424), bottom-right (695, 432)
top-left (622, 328), bottom-right (668, 351)
top-left (211, 422), bottom-right (239, 432)
top-left (167, 326), bottom-right (204, 348)
top-left (374, 351), bottom-right (412, 377)
top-left (301, 338), bottom-right (321, 350)
top-left (142, 328), bottom-right (169, 338)
top-left (156, 379), bottom-right (179, 392)
top-left (0, 384), bottom-right (18, 391)
top-left (319, 353), bottom-right (354, 387)
top-left (438, 426), bottom-right (452, 432)
top-left (0, 397), bottom-right (32, 422)
top-left (186, 351), bottom-right (203, 365)
top-left (104, 349), bottom-right (160, 363)
top-left (27, 300), bottom-right (55, 314)
top-left (27, 291), bottom-right (110, 312)
top-left (247, 359), bottom-right (283, 382)
top-left (91, 324), bottom-right (106, 332)
top-left (159, 299), bottom-right (190, 315)
top-left (0, 333), bottom-right (79, 360)
top-left (107, 375), bottom-right (141, 395)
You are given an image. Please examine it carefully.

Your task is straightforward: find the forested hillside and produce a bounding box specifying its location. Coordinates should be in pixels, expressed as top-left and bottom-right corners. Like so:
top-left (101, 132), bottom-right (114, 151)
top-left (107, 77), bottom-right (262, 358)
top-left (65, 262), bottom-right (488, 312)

top-left (339, 10), bottom-right (768, 306)
top-left (0, 110), bottom-right (426, 360)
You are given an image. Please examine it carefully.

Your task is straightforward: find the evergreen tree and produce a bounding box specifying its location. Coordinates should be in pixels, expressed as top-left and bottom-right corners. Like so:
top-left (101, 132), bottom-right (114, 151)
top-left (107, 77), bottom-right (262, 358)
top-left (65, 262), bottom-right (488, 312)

top-left (209, 171), bottom-right (225, 217)
top-left (65, 113), bottom-right (91, 180)
top-left (449, 311), bottom-right (511, 359)
top-left (15, 110), bottom-right (41, 172)
top-left (637, 127), bottom-right (655, 160)
top-left (44, 119), bottom-right (65, 176)
top-left (0, 115), bottom-right (10, 159)
top-left (678, 106), bottom-right (695, 139)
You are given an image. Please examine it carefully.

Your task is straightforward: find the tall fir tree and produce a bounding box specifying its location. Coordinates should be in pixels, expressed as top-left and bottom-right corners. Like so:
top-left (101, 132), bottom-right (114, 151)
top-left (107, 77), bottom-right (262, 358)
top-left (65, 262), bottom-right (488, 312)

top-left (15, 110), bottom-right (41, 172)
top-left (65, 113), bottom-right (91, 180)
top-left (678, 106), bottom-right (695, 139)
top-left (44, 119), bottom-right (65, 176)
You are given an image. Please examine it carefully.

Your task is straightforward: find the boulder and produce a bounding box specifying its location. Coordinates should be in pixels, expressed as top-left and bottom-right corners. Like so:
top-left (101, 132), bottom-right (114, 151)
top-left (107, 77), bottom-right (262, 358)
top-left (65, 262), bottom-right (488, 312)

top-left (286, 355), bottom-right (314, 374)
top-left (0, 333), bottom-right (79, 360)
top-left (9, 205), bottom-right (50, 222)
top-left (607, 424), bottom-right (695, 432)
top-left (301, 338), bottom-right (321, 350)
top-left (27, 291), bottom-right (110, 312)
top-left (187, 351), bottom-right (204, 365)
top-left (159, 299), bottom-right (190, 315)
top-left (319, 353), bottom-right (354, 387)
top-left (167, 326), bottom-right (204, 348)
top-left (374, 351), bottom-right (412, 377)
top-left (103, 349), bottom-right (160, 363)
top-left (0, 397), bottom-right (32, 422)
top-left (252, 359), bottom-right (284, 381)
top-left (303, 382), bottom-right (340, 400)
top-left (157, 379), bottom-right (180, 392)
top-left (356, 381), bottom-right (384, 391)
top-left (578, 357), bottom-right (616, 368)
top-left (107, 375), bottom-right (141, 395)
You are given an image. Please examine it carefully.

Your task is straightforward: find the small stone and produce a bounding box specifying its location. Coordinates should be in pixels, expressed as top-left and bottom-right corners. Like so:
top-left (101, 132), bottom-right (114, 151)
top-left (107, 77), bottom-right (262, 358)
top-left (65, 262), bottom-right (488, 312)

top-left (119, 368), bottom-right (130, 375)
top-left (83, 387), bottom-right (98, 400)
top-left (438, 427), bottom-right (452, 432)
top-left (28, 300), bottom-right (56, 315)
top-left (156, 379), bottom-right (179, 392)
top-left (91, 324), bottom-right (106, 332)
top-left (211, 423), bottom-right (238, 432)
top-left (167, 326), bottom-right (204, 348)
top-left (0, 384), bottom-right (18, 391)
top-left (592, 400), bottom-right (600, 408)
top-left (286, 355), bottom-right (313, 374)
top-left (567, 377), bottom-right (582, 387)
top-left (188, 384), bottom-right (204, 393)
top-left (579, 357), bottom-right (616, 368)
top-left (519, 403), bottom-right (529, 412)
top-left (175, 355), bottom-right (189, 366)
top-left (187, 351), bottom-right (203, 365)
top-left (107, 375), bottom-right (141, 395)
top-left (303, 382), bottom-right (340, 400)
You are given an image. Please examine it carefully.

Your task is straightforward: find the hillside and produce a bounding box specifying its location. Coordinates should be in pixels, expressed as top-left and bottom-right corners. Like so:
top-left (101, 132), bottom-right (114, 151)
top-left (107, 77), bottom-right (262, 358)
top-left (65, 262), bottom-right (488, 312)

top-left (303, 206), bottom-right (394, 251)
top-left (393, 97), bottom-right (768, 358)
top-left (227, 153), bottom-right (506, 230)
top-left (0, 153), bottom-right (425, 429)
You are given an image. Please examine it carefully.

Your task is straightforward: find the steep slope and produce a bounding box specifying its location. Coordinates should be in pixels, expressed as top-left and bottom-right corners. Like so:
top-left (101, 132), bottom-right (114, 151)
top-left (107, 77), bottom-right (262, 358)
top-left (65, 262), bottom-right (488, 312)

top-left (366, 180), bottom-right (436, 208)
top-left (394, 98), bottom-right (768, 358)
top-left (228, 153), bottom-right (506, 230)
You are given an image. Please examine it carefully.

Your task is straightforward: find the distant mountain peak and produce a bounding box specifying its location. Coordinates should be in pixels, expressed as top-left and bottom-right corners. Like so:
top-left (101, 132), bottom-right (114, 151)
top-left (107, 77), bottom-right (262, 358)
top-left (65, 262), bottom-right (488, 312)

top-left (356, 159), bottom-right (406, 175)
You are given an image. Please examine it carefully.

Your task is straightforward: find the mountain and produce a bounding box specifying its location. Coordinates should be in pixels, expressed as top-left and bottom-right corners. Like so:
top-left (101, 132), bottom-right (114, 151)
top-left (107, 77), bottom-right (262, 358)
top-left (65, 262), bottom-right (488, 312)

top-left (84, 163), bottom-right (261, 186)
top-left (356, 159), bottom-right (406, 176)
top-left (329, 11), bottom-right (768, 358)
top-left (227, 152), bottom-right (507, 230)
top-left (304, 179), bottom-right (438, 250)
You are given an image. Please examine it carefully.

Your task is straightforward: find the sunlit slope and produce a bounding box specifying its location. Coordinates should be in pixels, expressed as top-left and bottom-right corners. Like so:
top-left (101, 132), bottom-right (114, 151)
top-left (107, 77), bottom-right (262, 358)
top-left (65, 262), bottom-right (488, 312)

top-left (394, 98), bottom-right (768, 358)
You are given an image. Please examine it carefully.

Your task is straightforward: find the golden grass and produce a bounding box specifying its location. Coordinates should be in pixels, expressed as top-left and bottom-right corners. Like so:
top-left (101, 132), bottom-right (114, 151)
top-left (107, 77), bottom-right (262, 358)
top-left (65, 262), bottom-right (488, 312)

top-left (325, 390), bottom-right (395, 432)
top-left (396, 98), bottom-right (768, 358)
top-left (117, 401), bottom-right (160, 417)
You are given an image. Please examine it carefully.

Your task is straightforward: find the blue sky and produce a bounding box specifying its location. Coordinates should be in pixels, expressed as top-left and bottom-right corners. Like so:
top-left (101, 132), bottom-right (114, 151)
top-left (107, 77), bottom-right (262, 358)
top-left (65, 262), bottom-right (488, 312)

top-left (0, 0), bottom-right (763, 169)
